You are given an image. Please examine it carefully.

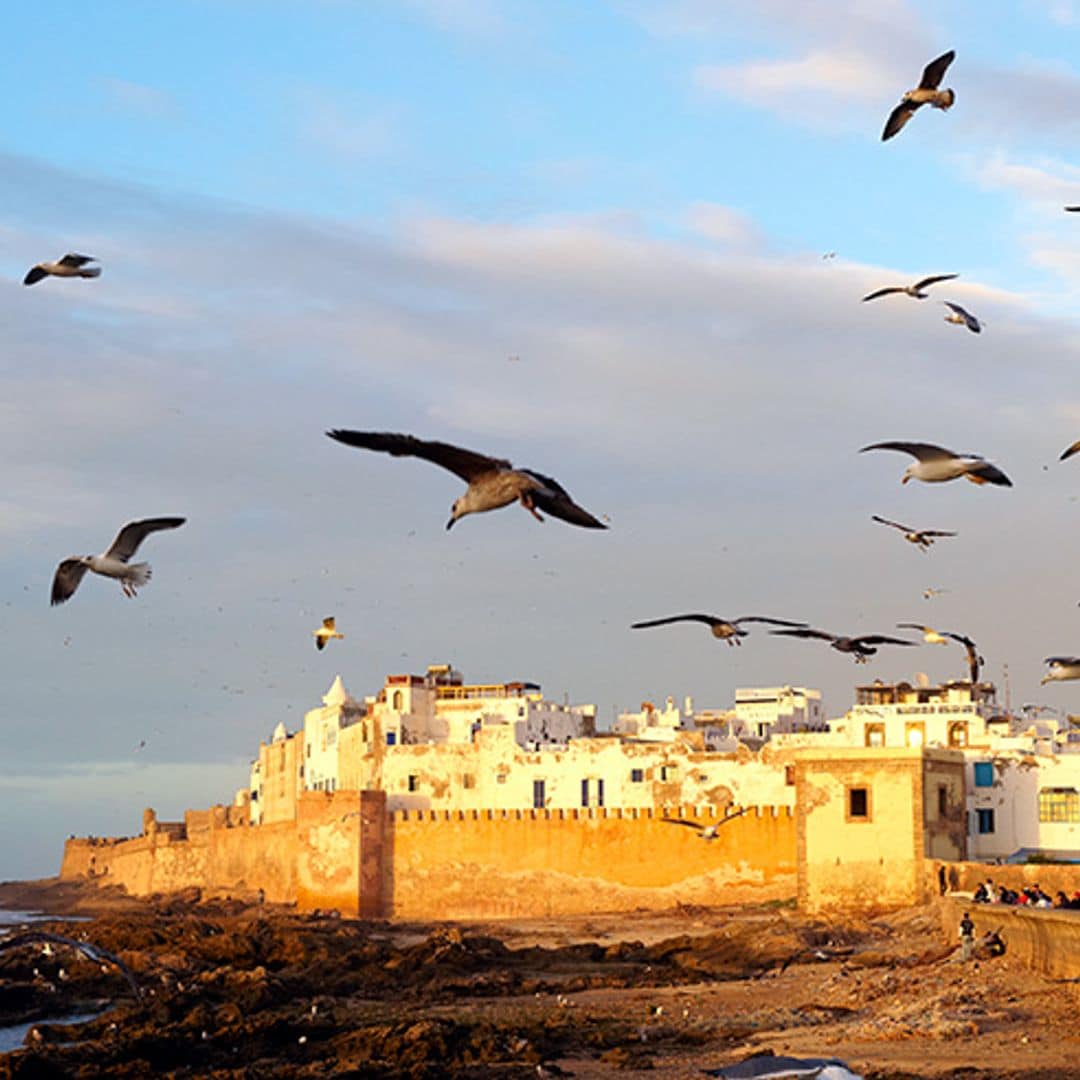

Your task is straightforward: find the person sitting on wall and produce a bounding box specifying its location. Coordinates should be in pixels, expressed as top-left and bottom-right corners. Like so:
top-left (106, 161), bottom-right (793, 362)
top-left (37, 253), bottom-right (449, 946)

top-left (973, 882), bottom-right (990, 903)
top-left (1070, 891), bottom-right (1080, 909)
top-left (1055, 891), bottom-right (1069, 909)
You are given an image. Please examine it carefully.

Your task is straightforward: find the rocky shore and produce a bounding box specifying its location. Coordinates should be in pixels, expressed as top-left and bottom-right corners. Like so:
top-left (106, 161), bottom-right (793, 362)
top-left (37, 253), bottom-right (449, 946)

top-left (2, 880), bottom-right (1080, 1078)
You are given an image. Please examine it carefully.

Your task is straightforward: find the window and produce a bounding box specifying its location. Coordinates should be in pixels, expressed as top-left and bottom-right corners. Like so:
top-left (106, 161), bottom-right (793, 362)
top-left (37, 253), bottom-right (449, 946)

top-left (597, 778), bottom-right (605, 808)
top-left (947, 721), bottom-right (968, 748)
top-left (904, 722), bottom-right (925, 748)
top-left (937, 785), bottom-right (948, 816)
top-left (784, 765), bottom-right (795, 786)
top-left (533, 779), bottom-right (546, 809)
top-left (847, 786), bottom-right (870, 822)
top-left (973, 762), bottom-right (994, 787)
top-left (407, 775), bottom-right (419, 793)
top-left (864, 723), bottom-right (884, 747)
top-left (581, 778), bottom-right (589, 807)
top-left (462, 773), bottom-right (475, 789)
top-left (386, 731), bottom-right (397, 746)
top-left (392, 690), bottom-right (403, 710)
top-left (1039, 788), bottom-right (1080, 823)
top-left (660, 765), bottom-right (676, 782)
top-left (630, 768), bottom-right (644, 783)
top-left (977, 808), bottom-right (995, 834)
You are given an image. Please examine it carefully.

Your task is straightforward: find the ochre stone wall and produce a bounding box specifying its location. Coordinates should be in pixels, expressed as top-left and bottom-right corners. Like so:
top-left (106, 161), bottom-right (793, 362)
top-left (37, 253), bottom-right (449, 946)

top-left (386, 804), bottom-right (796, 919)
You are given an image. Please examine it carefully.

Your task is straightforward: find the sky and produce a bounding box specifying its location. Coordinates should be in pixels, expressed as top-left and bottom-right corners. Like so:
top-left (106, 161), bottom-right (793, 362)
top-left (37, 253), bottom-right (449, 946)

top-left (4, 1), bottom-right (1080, 879)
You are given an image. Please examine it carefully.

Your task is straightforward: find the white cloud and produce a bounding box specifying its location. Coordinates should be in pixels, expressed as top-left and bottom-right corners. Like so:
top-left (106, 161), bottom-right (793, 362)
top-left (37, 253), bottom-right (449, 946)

top-left (100, 77), bottom-right (178, 120)
top-left (293, 87), bottom-right (404, 161)
top-left (684, 202), bottom-right (763, 250)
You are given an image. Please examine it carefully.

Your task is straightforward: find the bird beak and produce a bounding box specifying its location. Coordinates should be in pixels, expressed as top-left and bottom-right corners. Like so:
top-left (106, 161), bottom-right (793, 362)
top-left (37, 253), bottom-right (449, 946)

top-left (445, 517), bottom-right (456, 531)
top-left (901, 475), bottom-right (910, 485)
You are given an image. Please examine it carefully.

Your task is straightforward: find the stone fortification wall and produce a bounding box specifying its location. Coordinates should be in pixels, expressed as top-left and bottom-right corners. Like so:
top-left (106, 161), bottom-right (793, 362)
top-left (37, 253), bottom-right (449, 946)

top-left (386, 804), bottom-right (796, 919)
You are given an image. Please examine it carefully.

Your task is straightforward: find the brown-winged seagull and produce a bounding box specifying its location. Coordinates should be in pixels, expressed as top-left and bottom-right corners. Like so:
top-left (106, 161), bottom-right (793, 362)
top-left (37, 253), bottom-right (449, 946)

top-left (1042, 657), bottom-right (1080, 685)
top-left (871, 515), bottom-right (956, 551)
top-left (51, 517), bottom-right (185, 606)
top-left (23, 253), bottom-right (101, 286)
top-left (881, 50), bottom-right (956, 141)
top-left (314, 616), bottom-right (344, 651)
top-left (661, 808), bottom-right (748, 840)
top-left (326, 430), bottom-right (606, 530)
top-left (631, 613), bottom-right (807, 646)
top-left (860, 442), bottom-right (1012, 486)
top-left (771, 626), bottom-right (917, 664)
top-left (944, 301), bottom-right (981, 333)
top-left (862, 273), bottom-right (957, 302)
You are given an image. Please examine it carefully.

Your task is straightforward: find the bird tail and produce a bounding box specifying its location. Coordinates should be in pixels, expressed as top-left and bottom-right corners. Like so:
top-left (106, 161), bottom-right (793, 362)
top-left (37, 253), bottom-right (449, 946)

top-left (79, 267), bottom-right (102, 279)
top-left (128, 562), bottom-right (152, 588)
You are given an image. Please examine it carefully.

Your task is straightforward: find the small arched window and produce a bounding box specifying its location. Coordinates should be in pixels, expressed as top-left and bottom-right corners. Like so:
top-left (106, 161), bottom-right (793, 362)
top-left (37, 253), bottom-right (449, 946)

top-left (392, 690), bottom-right (403, 710)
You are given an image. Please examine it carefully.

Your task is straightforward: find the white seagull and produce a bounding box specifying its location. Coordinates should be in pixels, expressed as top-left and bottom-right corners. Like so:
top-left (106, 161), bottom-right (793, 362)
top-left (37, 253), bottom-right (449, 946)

top-left (313, 617), bottom-right (344, 651)
top-left (860, 442), bottom-right (1012, 487)
top-left (326, 430), bottom-right (606, 531)
top-left (943, 301), bottom-right (981, 333)
top-left (23, 253), bottom-right (101, 286)
top-left (882, 49), bottom-right (956, 141)
top-left (630, 613), bottom-right (807, 646)
top-left (862, 273), bottom-right (957, 302)
top-left (871, 515), bottom-right (956, 551)
top-left (1042, 658), bottom-right (1080, 685)
top-left (661, 808), bottom-right (748, 840)
top-left (51, 517), bottom-right (185, 606)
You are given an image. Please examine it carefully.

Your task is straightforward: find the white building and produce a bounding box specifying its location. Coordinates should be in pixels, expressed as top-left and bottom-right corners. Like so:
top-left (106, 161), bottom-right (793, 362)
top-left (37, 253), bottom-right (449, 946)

top-left (733, 686), bottom-right (826, 739)
top-left (614, 696), bottom-right (691, 741)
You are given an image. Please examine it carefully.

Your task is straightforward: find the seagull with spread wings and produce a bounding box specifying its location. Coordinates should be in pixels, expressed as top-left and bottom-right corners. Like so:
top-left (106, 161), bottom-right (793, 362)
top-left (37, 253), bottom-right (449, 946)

top-left (51, 517), bottom-right (186, 606)
top-left (1042, 658), bottom-right (1080, 685)
top-left (871, 515), bottom-right (956, 551)
top-left (771, 626), bottom-right (917, 664)
top-left (630, 613), bottom-right (807, 646)
top-left (23, 253), bottom-right (101, 286)
top-left (313, 617), bottom-right (344, 651)
top-left (943, 301), bottom-right (982, 333)
top-left (862, 273), bottom-right (957, 302)
top-left (881, 50), bottom-right (956, 141)
top-left (326, 430), bottom-right (606, 530)
top-left (860, 442), bottom-right (1012, 486)
top-left (661, 808), bottom-right (748, 840)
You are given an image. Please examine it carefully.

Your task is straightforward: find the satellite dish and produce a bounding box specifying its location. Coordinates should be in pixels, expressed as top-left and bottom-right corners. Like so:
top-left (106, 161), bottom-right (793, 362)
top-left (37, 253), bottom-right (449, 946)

top-left (915, 671), bottom-right (930, 688)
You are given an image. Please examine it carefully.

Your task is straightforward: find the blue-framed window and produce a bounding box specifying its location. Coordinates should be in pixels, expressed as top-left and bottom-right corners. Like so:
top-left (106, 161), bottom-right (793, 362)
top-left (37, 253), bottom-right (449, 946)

top-left (974, 762), bottom-right (994, 787)
top-left (977, 808), bottom-right (995, 834)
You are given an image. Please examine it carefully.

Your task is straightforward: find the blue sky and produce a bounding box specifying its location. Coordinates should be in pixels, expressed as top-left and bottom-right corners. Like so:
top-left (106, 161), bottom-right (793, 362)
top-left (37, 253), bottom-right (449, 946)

top-left (4, 1), bottom-right (1080, 879)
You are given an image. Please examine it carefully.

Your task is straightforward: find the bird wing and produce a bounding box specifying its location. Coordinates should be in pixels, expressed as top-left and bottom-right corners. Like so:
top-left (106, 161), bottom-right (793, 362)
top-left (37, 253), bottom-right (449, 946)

top-left (943, 632), bottom-right (975, 648)
top-left (919, 50), bottom-right (955, 89)
top-left (660, 818), bottom-right (703, 831)
top-left (944, 300), bottom-right (969, 317)
top-left (1045, 657), bottom-right (1080, 665)
top-left (22, 266), bottom-right (48, 285)
top-left (315, 637), bottom-right (326, 651)
top-left (920, 529), bottom-right (957, 538)
top-left (871, 515), bottom-right (911, 533)
top-left (965, 460), bottom-right (1012, 487)
top-left (58, 253), bottom-right (95, 267)
top-left (854, 635), bottom-right (917, 647)
top-left (771, 627), bottom-right (836, 642)
top-left (105, 517), bottom-right (186, 562)
top-left (881, 101), bottom-right (918, 141)
top-left (525, 470), bottom-right (607, 529)
top-left (631, 614), bottom-right (721, 630)
top-left (1067, 206), bottom-right (1080, 212)
top-left (860, 441), bottom-right (956, 462)
top-left (326, 430), bottom-right (509, 482)
top-left (896, 623), bottom-right (934, 633)
top-left (732, 616), bottom-right (808, 628)
top-left (51, 559), bottom-right (89, 606)
top-left (861, 285), bottom-right (904, 301)
top-left (1060, 440), bottom-right (1080, 462)
top-left (913, 273), bottom-right (958, 291)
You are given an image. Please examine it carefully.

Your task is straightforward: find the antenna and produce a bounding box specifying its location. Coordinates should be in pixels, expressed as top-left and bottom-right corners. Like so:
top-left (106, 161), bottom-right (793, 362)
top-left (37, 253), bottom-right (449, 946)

top-left (1003, 662), bottom-right (1011, 713)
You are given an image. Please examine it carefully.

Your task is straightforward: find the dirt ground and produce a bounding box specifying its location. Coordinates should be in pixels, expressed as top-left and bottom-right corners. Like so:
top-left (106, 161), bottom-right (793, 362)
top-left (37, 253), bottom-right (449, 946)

top-left (1, 879), bottom-right (1079, 1078)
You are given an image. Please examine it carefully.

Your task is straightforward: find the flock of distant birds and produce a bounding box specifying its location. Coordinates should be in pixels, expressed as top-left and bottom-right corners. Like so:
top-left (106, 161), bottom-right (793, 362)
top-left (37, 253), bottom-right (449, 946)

top-left (33, 49), bottom-right (1080, 695)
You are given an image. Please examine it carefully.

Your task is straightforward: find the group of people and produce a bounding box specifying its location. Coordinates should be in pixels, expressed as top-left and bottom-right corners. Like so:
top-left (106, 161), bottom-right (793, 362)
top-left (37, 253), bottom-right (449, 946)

top-left (972, 879), bottom-right (1080, 909)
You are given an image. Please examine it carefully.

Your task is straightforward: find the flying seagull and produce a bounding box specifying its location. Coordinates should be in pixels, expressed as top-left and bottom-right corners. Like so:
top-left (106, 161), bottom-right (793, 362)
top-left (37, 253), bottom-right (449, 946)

top-left (1042, 657), bottom-right (1080, 685)
top-left (882, 49), bottom-right (956, 141)
top-left (896, 623), bottom-right (950, 645)
top-left (923, 587), bottom-right (949, 600)
top-left (771, 627), bottom-right (917, 664)
top-left (871, 515), bottom-right (956, 551)
top-left (862, 273), bottom-right (957, 302)
top-left (630, 613), bottom-right (807, 646)
top-left (944, 631), bottom-right (983, 683)
top-left (0, 930), bottom-right (143, 1002)
top-left (23, 253), bottom-right (101, 286)
top-left (314, 616), bottom-right (344, 651)
top-left (326, 430), bottom-right (606, 531)
top-left (661, 808), bottom-right (748, 840)
top-left (943, 301), bottom-right (981, 333)
top-left (51, 517), bottom-right (186, 606)
top-left (860, 442), bottom-right (1012, 486)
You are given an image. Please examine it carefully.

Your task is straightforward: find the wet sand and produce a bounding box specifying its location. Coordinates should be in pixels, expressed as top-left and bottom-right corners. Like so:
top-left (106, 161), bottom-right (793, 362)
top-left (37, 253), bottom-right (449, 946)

top-left (2, 880), bottom-right (1079, 1078)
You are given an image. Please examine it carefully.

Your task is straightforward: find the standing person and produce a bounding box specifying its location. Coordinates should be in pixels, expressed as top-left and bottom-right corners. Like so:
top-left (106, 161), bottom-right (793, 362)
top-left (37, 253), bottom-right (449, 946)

top-left (960, 912), bottom-right (976, 961)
